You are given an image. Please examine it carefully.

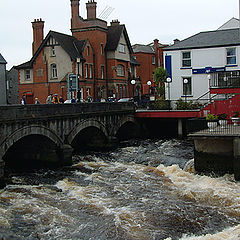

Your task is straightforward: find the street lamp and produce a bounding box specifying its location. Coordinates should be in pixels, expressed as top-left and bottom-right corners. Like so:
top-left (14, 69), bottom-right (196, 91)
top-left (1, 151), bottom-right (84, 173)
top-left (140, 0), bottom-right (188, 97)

top-left (131, 79), bottom-right (136, 98)
top-left (147, 81), bottom-right (151, 96)
top-left (183, 78), bottom-right (188, 103)
top-left (166, 77), bottom-right (172, 110)
top-left (76, 58), bottom-right (81, 102)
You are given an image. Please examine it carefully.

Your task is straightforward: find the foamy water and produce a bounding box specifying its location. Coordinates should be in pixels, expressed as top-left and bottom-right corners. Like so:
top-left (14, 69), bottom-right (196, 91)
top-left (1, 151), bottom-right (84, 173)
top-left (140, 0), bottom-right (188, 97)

top-left (1, 139), bottom-right (240, 239)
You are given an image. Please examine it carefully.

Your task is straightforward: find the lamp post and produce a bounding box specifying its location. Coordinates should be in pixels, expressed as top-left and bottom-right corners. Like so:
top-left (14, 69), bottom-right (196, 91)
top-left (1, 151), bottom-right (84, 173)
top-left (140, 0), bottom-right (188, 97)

top-left (147, 81), bottom-right (151, 96)
top-left (131, 79), bottom-right (136, 98)
top-left (183, 78), bottom-right (188, 103)
top-left (166, 77), bottom-right (172, 110)
top-left (76, 58), bottom-right (81, 102)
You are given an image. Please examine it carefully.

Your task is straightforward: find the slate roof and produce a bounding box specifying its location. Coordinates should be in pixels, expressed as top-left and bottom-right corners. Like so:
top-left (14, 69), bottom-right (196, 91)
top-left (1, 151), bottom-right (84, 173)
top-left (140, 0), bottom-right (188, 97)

top-left (16, 31), bottom-right (86, 69)
top-left (164, 28), bottom-right (240, 51)
top-left (0, 53), bottom-right (7, 64)
top-left (105, 24), bottom-right (133, 54)
top-left (132, 44), bottom-right (154, 54)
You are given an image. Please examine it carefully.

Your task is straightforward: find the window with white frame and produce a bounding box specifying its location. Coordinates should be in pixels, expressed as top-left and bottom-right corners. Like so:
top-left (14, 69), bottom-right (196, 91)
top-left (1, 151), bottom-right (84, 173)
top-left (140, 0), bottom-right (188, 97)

top-left (87, 46), bottom-right (90, 56)
top-left (117, 64), bottom-right (125, 76)
top-left (101, 66), bottom-right (104, 79)
top-left (25, 69), bottom-right (31, 80)
top-left (101, 43), bottom-right (104, 55)
top-left (51, 64), bottom-right (57, 78)
top-left (85, 64), bottom-right (88, 78)
top-left (89, 65), bottom-right (93, 78)
top-left (118, 43), bottom-right (126, 53)
top-left (182, 77), bottom-right (192, 96)
top-left (226, 48), bottom-right (236, 65)
top-left (182, 51), bottom-right (191, 67)
top-left (51, 46), bottom-right (56, 56)
top-left (152, 56), bottom-right (156, 65)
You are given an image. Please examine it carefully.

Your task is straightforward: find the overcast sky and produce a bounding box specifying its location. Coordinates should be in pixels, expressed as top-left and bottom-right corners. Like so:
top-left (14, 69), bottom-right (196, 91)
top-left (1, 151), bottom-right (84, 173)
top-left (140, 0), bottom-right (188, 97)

top-left (0, 0), bottom-right (239, 70)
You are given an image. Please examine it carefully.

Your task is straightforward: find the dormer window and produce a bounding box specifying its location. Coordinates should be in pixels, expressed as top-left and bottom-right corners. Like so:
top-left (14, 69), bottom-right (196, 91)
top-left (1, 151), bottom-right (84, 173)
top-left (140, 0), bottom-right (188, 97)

top-left (118, 44), bottom-right (126, 53)
top-left (25, 70), bottom-right (31, 80)
top-left (51, 46), bottom-right (56, 56)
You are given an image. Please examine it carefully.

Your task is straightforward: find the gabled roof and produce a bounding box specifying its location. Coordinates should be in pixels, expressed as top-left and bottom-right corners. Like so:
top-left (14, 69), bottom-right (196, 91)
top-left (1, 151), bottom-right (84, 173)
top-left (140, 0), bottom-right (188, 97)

top-left (132, 44), bottom-right (154, 54)
top-left (105, 24), bottom-right (133, 54)
top-left (164, 28), bottom-right (240, 51)
top-left (16, 31), bottom-right (86, 69)
top-left (0, 53), bottom-right (7, 64)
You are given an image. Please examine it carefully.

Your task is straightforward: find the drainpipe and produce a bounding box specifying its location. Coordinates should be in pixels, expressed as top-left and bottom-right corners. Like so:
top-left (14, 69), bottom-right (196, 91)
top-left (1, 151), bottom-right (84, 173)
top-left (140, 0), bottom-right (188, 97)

top-left (93, 53), bottom-right (96, 101)
top-left (105, 50), bottom-right (108, 99)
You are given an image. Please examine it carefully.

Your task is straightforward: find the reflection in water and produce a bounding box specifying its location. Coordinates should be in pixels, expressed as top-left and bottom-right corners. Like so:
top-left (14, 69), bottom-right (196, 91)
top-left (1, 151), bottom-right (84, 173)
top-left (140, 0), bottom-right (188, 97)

top-left (0, 139), bottom-right (240, 240)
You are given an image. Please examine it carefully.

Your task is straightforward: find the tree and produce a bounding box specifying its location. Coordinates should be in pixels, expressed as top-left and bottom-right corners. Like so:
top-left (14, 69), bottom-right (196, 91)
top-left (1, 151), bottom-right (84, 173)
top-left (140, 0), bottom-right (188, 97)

top-left (154, 67), bottom-right (168, 99)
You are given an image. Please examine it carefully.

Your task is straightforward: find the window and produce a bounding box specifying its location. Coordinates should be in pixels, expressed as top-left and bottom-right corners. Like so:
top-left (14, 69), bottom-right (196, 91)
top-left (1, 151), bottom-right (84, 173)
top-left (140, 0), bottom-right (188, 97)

top-left (89, 65), bottom-right (93, 78)
top-left (182, 77), bottom-right (192, 96)
top-left (85, 64), bottom-right (88, 78)
top-left (101, 66), bottom-right (104, 79)
top-left (87, 46), bottom-right (90, 56)
top-left (152, 56), bottom-right (156, 65)
top-left (51, 64), bottom-right (57, 78)
top-left (118, 43), bottom-right (126, 53)
top-left (25, 70), bottom-right (31, 80)
top-left (182, 51), bottom-right (191, 67)
top-left (101, 43), bottom-right (104, 55)
top-left (117, 65), bottom-right (125, 76)
top-left (226, 48), bottom-right (236, 65)
top-left (51, 46), bottom-right (56, 56)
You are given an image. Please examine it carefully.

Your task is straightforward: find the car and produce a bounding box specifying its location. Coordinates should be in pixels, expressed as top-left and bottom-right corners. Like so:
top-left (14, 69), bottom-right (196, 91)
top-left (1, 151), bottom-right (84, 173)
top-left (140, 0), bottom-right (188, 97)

top-left (117, 98), bottom-right (133, 102)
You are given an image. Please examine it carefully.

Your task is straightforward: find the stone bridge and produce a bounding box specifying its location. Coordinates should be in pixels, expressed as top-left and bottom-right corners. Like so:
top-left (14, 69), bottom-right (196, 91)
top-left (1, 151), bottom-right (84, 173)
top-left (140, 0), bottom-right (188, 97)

top-left (0, 103), bottom-right (136, 186)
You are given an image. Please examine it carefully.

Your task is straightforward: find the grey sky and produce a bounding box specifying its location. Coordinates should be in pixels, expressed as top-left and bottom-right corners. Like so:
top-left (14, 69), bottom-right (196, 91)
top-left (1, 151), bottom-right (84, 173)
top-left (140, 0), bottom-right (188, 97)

top-left (0, 0), bottom-right (238, 70)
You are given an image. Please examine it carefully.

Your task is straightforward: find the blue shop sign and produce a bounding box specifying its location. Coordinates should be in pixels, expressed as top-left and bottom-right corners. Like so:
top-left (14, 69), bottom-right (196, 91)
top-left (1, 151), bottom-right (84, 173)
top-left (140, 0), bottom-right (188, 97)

top-left (192, 67), bottom-right (225, 74)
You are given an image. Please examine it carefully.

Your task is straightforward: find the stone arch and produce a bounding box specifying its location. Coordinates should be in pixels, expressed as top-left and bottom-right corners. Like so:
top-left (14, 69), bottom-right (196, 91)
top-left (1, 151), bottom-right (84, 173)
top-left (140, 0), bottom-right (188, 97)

top-left (67, 119), bottom-right (108, 145)
top-left (0, 125), bottom-right (63, 159)
top-left (112, 115), bottom-right (136, 136)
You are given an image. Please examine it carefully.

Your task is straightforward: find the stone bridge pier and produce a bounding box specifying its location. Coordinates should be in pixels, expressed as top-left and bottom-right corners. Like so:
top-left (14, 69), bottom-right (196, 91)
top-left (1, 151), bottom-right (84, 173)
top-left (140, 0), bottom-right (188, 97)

top-left (0, 103), bottom-right (136, 187)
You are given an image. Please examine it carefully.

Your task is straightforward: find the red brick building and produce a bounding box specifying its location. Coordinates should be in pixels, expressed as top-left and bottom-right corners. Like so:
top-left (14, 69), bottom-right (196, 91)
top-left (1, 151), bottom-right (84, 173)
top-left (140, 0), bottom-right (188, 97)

top-left (16, 0), bottom-right (139, 103)
top-left (132, 39), bottom-right (168, 96)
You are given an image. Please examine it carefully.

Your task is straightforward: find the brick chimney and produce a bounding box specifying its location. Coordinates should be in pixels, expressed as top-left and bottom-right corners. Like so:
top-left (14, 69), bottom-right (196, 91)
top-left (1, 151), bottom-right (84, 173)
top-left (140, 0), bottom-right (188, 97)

top-left (32, 18), bottom-right (44, 56)
top-left (110, 19), bottom-right (120, 26)
top-left (71, 0), bottom-right (80, 19)
top-left (153, 39), bottom-right (159, 67)
top-left (86, 0), bottom-right (97, 19)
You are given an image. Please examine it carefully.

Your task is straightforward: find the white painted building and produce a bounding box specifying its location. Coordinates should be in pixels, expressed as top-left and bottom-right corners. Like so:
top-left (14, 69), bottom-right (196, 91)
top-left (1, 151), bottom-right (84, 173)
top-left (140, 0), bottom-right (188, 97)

top-left (163, 19), bottom-right (240, 103)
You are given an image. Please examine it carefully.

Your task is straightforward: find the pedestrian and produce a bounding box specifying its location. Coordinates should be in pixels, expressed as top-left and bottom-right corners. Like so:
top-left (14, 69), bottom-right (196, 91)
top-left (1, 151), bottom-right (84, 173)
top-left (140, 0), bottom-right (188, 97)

top-left (71, 97), bottom-right (76, 103)
top-left (53, 94), bottom-right (59, 104)
top-left (59, 96), bottom-right (64, 104)
top-left (21, 95), bottom-right (26, 105)
top-left (35, 98), bottom-right (40, 104)
top-left (46, 93), bottom-right (53, 104)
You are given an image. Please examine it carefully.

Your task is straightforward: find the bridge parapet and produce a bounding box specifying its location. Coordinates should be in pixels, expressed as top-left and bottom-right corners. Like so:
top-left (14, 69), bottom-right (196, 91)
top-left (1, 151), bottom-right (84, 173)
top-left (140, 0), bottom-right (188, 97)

top-left (0, 103), bottom-right (136, 187)
top-left (0, 102), bottom-right (134, 121)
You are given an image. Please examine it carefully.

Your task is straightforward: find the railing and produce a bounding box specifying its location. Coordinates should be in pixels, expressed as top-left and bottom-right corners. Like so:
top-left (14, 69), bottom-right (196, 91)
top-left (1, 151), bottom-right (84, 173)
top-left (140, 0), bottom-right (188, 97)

top-left (210, 71), bottom-right (240, 88)
top-left (187, 118), bottom-right (240, 136)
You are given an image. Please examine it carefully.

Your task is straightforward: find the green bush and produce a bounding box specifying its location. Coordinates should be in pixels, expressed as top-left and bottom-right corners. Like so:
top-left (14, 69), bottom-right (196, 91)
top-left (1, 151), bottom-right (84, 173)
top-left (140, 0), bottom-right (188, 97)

top-left (176, 98), bottom-right (202, 110)
top-left (152, 100), bottom-right (171, 110)
top-left (206, 114), bottom-right (218, 121)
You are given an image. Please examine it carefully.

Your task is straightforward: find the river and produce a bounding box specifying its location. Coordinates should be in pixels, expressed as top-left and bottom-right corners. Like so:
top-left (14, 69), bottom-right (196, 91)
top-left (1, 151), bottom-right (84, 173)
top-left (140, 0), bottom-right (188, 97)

top-left (0, 139), bottom-right (240, 240)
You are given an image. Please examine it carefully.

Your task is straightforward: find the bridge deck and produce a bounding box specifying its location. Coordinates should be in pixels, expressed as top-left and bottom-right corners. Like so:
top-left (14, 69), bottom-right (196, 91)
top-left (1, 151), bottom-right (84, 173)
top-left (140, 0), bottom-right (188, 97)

top-left (136, 110), bottom-right (200, 118)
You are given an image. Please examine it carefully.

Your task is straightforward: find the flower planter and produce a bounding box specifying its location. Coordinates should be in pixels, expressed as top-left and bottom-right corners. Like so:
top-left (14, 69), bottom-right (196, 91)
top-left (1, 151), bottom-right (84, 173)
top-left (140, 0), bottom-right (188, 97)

top-left (219, 119), bottom-right (228, 128)
top-left (231, 117), bottom-right (240, 126)
top-left (207, 121), bottom-right (218, 131)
